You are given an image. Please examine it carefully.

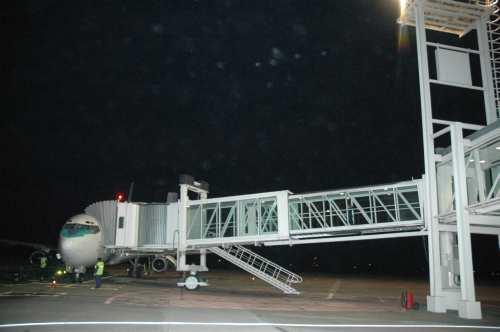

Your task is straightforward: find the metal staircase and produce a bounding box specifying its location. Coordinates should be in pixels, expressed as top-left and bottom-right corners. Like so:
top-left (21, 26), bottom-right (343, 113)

top-left (208, 245), bottom-right (302, 294)
top-left (488, 1), bottom-right (500, 118)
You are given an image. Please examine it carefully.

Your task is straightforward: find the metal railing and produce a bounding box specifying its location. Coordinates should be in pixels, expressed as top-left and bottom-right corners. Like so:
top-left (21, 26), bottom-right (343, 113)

top-left (209, 245), bottom-right (301, 294)
top-left (227, 245), bottom-right (302, 284)
top-left (488, 1), bottom-right (500, 117)
top-left (486, 173), bottom-right (500, 199)
top-left (289, 181), bottom-right (423, 235)
top-left (186, 194), bottom-right (280, 241)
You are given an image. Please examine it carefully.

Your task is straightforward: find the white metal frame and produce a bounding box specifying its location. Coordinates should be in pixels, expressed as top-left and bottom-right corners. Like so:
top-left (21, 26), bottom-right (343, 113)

top-left (185, 191), bottom-right (290, 248)
top-left (401, 0), bottom-right (498, 319)
top-left (177, 181), bottom-right (209, 272)
top-left (288, 181), bottom-right (423, 236)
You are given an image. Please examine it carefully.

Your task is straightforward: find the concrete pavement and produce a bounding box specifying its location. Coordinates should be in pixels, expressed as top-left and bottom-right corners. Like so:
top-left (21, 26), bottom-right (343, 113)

top-left (0, 270), bottom-right (499, 331)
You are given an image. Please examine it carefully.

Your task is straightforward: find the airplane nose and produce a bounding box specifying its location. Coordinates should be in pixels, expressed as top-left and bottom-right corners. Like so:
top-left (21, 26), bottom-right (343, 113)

top-left (58, 233), bottom-right (79, 262)
top-left (58, 227), bottom-right (103, 267)
top-left (58, 214), bottom-right (104, 267)
top-left (59, 234), bottom-right (71, 252)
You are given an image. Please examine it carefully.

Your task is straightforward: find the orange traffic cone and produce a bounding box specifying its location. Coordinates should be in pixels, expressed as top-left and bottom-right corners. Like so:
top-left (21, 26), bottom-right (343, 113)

top-left (405, 290), bottom-right (414, 310)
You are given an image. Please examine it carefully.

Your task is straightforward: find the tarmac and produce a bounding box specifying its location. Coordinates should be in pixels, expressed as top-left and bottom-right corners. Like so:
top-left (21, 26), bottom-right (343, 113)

top-left (0, 268), bottom-right (499, 331)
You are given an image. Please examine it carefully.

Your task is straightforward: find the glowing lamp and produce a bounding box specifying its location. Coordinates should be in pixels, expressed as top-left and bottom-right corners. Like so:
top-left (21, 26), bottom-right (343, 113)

top-left (115, 192), bottom-right (125, 202)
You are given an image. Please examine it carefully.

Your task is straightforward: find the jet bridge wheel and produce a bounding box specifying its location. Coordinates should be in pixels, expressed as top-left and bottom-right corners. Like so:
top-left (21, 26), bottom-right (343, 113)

top-left (177, 273), bottom-right (208, 290)
top-left (184, 275), bottom-right (200, 291)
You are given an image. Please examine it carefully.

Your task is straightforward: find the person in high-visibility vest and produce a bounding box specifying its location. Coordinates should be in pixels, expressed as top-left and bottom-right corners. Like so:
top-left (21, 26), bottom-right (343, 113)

top-left (40, 256), bottom-right (48, 281)
top-left (94, 258), bottom-right (104, 289)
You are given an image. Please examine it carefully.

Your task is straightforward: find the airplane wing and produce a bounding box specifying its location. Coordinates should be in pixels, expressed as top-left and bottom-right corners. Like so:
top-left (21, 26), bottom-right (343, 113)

top-left (0, 239), bottom-right (55, 253)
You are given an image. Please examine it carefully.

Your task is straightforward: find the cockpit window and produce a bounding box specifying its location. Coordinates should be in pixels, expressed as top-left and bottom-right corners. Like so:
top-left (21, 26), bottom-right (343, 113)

top-left (61, 223), bottom-right (100, 237)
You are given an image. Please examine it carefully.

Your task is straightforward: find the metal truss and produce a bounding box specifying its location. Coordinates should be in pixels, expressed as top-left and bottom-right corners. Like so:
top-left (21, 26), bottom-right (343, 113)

top-left (435, 123), bottom-right (500, 221)
top-left (399, 0), bottom-right (493, 37)
top-left (186, 194), bottom-right (280, 242)
top-left (487, 1), bottom-right (500, 118)
top-left (184, 181), bottom-right (424, 247)
top-left (288, 181), bottom-right (424, 237)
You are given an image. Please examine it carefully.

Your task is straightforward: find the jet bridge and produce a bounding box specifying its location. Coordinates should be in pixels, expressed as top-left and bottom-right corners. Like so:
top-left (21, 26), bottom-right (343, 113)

top-left (287, 181), bottom-right (424, 242)
top-left (81, 118), bottom-right (499, 308)
top-left (436, 120), bottom-right (500, 230)
top-left (183, 180), bottom-right (425, 249)
top-left (175, 177), bottom-right (426, 294)
top-left (171, 123), bottom-right (500, 305)
top-left (86, 201), bottom-right (179, 251)
top-left (83, 176), bottom-right (425, 294)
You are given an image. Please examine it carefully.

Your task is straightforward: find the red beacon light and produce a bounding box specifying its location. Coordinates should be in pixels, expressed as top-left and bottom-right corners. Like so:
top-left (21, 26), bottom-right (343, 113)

top-left (115, 192), bottom-right (125, 202)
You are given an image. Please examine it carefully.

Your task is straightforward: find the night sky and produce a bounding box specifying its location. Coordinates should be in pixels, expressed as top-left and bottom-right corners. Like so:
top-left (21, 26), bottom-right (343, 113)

top-left (3, 1), bottom-right (498, 275)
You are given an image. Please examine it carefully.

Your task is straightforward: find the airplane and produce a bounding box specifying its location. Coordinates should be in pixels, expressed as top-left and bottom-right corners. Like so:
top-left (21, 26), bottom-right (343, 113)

top-left (2, 204), bottom-right (177, 282)
top-left (59, 212), bottom-right (177, 280)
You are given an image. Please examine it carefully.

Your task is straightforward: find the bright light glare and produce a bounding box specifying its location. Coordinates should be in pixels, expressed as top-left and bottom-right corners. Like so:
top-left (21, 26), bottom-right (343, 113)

top-left (397, 0), bottom-right (410, 51)
top-left (400, 0), bottom-right (407, 16)
top-left (480, 160), bottom-right (486, 164)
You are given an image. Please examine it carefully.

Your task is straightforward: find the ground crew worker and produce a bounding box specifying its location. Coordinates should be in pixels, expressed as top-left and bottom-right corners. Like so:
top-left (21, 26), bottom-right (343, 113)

top-left (94, 257), bottom-right (104, 288)
top-left (40, 256), bottom-right (48, 281)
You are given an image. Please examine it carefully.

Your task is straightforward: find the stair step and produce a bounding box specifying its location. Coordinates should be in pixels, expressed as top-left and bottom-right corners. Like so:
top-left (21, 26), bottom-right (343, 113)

top-left (208, 245), bottom-right (301, 294)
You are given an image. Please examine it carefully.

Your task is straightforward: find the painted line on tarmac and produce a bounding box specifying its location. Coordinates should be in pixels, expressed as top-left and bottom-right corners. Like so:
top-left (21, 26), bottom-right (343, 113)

top-left (57, 283), bottom-right (118, 289)
top-left (94, 287), bottom-right (120, 291)
top-left (0, 322), bottom-right (499, 329)
top-left (0, 293), bottom-right (65, 297)
top-left (104, 293), bottom-right (129, 304)
top-left (326, 279), bottom-right (342, 300)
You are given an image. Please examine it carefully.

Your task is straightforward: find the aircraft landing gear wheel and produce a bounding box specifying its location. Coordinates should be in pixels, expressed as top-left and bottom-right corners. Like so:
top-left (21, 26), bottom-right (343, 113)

top-left (184, 275), bottom-right (199, 291)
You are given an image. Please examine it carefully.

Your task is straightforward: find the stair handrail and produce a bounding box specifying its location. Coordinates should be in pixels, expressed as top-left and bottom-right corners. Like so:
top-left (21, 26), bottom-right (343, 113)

top-left (230, 245), bottom-right (303, 284)
top-left (208, 246), bottom-right (300, 294)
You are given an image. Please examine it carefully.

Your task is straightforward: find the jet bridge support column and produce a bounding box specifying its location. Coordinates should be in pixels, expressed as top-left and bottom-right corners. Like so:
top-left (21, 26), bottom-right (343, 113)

top-left (177, 175), bottom-right (209, 273)
top-left (178, 183), bottom-right (188, 271)
top-left (413, 0), bottom-right (448, 315)
top-left (450, 123), bottom-right (481, 319)
top-left (200, 248), bottom-right (207, 270)
top-left (411, 0), bottom-right (486, 319)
